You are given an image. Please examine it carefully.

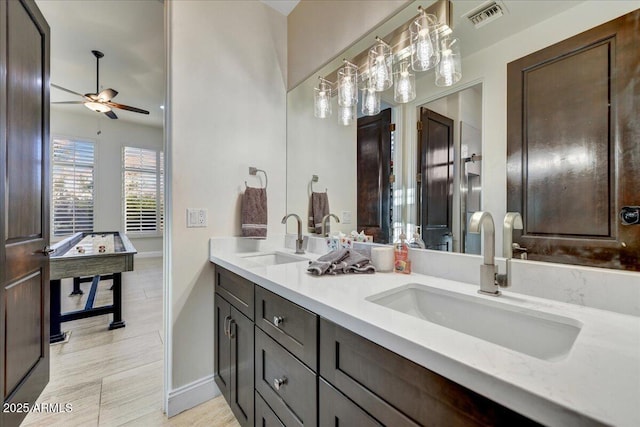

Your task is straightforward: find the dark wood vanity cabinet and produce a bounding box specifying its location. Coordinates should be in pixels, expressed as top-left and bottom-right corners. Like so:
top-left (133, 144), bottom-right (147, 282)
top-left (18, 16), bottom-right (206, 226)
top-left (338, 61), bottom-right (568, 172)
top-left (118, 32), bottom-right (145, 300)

top-left (319, 318), bottom-right (539, 427)
top-left (212, 263), bottom-right (539, 427)
top-left (214, 267), bottom-right (255, 427)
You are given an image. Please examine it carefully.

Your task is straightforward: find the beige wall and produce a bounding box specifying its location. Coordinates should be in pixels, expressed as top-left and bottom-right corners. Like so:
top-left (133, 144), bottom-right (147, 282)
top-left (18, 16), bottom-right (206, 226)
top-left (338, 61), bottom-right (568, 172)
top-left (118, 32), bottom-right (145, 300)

top-left (50, 108), bottom-right (163, 254)
top-left (169, 0), bottom-right (287, 391)
top-left (288, 0), bottom-right (410, 89)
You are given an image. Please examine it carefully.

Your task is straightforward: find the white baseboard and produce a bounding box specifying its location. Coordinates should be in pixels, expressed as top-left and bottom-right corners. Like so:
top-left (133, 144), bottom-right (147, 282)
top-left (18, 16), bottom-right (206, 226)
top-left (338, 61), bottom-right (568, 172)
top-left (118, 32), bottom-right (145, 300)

top-left (136, 251), bottom-right (163, 259)
top-left (167, 375), bottom-right (220, 417)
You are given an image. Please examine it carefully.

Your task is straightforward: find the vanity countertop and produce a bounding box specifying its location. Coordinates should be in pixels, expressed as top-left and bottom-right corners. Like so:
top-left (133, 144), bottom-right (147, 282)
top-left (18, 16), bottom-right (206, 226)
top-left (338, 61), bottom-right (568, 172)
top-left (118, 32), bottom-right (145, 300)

top-left (209, 239), bottom-right (640, 427)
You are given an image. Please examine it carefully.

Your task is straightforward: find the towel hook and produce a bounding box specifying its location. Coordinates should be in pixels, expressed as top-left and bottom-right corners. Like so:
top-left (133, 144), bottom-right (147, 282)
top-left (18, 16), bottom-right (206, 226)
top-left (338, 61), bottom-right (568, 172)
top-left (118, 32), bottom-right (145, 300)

top-left (245, 167), bottom-right (268, 189)
top-left (310, 174), bottom-right (327, 193)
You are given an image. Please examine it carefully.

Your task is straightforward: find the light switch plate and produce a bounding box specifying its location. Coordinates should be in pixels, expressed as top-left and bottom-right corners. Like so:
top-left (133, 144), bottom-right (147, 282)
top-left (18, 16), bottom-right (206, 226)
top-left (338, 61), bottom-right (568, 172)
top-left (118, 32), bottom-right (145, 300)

top-left (341, 210), bottom-right (352, 224)
top-left (187, 208), bottom-right (208, 228)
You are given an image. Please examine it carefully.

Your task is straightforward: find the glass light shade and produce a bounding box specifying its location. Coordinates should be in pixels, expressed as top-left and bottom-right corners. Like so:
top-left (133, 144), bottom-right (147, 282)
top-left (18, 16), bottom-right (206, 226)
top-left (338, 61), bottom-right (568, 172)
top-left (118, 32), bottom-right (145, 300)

top-left (314, 80), bottom-right (332, 118)
top-left (338, 104), bottom-right (356, 126)
top-left (337, 64), bottom-right (358, 107)
top-left (435, 37), bottom-right (462, 87)
top-left (368, 42), bottom-right (393, 92)
top-left (362, 87), bottom-right (381, 116)
top-left (410, 13), bottom-right (440, 72)
top-left (394, 61), bottom-right (416, 103)
top-left (84, 102), bottom-right (111, 113)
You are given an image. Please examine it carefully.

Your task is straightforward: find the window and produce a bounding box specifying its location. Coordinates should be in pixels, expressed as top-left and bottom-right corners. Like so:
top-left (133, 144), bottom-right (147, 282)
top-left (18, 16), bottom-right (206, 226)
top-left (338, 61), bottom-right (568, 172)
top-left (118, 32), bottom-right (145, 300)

top-left (123, 147), bottom-right (164, 234)
top-left (52, 138), bottom-right (95, 236)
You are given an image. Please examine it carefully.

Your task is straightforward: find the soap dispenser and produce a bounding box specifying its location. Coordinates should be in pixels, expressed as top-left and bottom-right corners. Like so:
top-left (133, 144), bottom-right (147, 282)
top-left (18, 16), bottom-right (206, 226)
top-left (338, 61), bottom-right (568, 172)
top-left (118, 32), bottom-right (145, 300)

top-left (394, 232), bottom-right (411, 274)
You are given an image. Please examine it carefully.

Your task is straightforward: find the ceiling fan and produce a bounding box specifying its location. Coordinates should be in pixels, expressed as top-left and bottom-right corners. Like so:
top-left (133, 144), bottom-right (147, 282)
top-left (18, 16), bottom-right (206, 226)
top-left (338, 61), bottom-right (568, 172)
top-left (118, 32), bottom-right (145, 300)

top-left (52, 50), bottom-right (150, 119)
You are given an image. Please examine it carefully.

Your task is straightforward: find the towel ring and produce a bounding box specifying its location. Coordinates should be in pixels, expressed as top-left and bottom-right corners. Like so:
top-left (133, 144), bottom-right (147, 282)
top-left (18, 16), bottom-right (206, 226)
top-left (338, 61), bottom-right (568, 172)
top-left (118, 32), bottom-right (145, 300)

top-left (245, 167), bottom-right (268, 189)
top-left (310, 174), bottom-right (327, 193)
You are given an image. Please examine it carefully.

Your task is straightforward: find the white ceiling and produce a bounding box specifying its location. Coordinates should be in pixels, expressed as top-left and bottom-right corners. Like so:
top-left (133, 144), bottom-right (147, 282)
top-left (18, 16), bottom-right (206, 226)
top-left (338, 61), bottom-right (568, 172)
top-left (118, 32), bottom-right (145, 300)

top-left (261, 0), bottom-right (300, 16)
top-left (36, 0), bottom-right (165, 127)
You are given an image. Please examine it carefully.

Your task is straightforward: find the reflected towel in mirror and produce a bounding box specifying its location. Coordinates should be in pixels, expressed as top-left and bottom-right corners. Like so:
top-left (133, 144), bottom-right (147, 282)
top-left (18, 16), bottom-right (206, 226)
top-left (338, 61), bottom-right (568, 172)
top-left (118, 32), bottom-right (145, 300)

top-left (308, 191), bottom-right (329, 234)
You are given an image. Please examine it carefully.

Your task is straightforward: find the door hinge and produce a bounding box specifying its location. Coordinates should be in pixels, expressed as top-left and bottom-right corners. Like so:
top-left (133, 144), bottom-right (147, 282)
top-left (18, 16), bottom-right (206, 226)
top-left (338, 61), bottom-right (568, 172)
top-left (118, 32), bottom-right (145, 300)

top-left (390, 174), bottom-right (395, 184)
top-left (417, 121), bottom-right (423, 131)
top-left (417, 173), bottom-right (422, 183)
top-left (389, 123), bottom-right (396, 132)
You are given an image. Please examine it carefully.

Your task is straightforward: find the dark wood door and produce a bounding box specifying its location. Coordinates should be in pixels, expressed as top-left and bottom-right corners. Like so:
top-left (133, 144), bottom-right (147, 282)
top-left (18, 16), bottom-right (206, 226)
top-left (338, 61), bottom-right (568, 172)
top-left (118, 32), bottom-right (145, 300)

top-left (0, 0), bottom-right (50, 425)
top-left (419, 108), bottom-right (454, 251)
top-left (214, 295), bottom-right (231, 400)
top-left (229, 306), bottom-right (253, 427)
top-left (357, 108), bottom-right (392, 244)
top-left (507, 9), bottom-right (640, 270)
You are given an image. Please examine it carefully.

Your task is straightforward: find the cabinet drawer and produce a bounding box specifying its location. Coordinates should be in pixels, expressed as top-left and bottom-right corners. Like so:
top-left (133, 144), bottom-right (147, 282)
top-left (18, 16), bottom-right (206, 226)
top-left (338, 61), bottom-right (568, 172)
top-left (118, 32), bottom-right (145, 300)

top-left (255, 286), bottom-right (318, 370)
top-left (319, 379), bottom-right (382, 427)
top-left (215, 265), bottom-right (254, 320)
top-left (255, 390), bottom-right (285, 427)
top-left (319, 318), bottom-right (539, 427)
top-left (255, 327), bottom-right (317, 427)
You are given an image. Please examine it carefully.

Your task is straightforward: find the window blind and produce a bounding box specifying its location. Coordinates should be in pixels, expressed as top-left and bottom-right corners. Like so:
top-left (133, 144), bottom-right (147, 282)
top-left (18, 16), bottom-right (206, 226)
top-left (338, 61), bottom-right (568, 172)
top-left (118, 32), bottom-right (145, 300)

top-left (124, 147), bottom-right (163, 234)
top-left (52, 138), bottom-right (95, 236)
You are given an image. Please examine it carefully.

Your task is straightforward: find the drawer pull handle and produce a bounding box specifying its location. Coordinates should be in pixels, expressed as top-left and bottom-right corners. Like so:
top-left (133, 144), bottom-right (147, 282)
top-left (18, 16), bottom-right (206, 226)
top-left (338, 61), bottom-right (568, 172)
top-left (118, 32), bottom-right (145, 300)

top-left (273, 377), bottom-right (287, 390)
top-left (273, 316), bottom-right (285, 327)
top-left (224, 316), bottom-right (232, 338)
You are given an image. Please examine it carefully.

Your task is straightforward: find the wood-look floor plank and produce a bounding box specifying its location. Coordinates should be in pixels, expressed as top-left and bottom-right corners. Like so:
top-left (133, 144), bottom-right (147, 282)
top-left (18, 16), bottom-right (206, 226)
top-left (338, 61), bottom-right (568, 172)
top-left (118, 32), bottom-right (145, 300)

top-left (22, 257), bottom-right (238, 427)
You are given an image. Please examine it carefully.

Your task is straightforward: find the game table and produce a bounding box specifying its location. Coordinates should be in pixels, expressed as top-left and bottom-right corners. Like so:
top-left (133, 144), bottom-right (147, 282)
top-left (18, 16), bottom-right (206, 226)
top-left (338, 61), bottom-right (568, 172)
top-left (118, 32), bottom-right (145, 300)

top-left (49, 231), bottom-right (137, 343)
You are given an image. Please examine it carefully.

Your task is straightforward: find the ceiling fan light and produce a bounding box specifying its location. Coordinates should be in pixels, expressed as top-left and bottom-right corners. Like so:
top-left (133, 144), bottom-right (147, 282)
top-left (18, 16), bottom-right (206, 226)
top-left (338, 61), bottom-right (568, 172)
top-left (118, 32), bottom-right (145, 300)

top-left (84, 102), bottom-right (111, 113)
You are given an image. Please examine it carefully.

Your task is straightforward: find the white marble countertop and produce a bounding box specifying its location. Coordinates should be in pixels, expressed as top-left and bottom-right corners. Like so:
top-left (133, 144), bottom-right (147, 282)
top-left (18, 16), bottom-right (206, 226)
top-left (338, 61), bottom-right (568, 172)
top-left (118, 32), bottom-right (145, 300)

top-left (209, 237), bottom-right (640, 427)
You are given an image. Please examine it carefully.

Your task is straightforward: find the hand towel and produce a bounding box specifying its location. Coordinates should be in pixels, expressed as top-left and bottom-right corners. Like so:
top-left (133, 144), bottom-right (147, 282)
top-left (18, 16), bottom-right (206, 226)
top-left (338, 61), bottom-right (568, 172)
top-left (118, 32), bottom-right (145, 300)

top-left (307, 248), bottom-right (349, 276)
top-left (308, 192), bottom-right (329, 234)
top-left (241, 187), bottom-right (267, 239)
top-left (307, 249), bottom-right (375, 276)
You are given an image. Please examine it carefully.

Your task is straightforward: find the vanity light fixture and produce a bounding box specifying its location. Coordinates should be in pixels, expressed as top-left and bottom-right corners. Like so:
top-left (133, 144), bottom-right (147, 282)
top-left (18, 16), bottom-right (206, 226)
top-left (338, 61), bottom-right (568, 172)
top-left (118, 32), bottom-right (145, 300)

top-left (369, 37), bottom-right (393, 92)
top-left (312, 1), bottom-right (462, 124)
top-left (394, 59), bottom-right (416, 103)
top-left (435, 37), bottom-right (462, 87)
top-left (337, 60), bottom-right (358, 108)
top-left (410, 7), bottom-right (440, 72)
top-left (314, 77), bottom-right (333, 118)
top-left (362, 76), bottom-right (381, 116)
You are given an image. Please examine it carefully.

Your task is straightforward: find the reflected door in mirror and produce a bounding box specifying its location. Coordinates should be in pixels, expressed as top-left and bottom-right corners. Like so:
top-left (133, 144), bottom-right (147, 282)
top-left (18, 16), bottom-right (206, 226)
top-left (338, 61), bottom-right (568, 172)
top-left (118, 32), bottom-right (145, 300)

top-left (419, 108), bottom-right (454, 251)
top-left (357, 109), bottom-right (392, 244)
top-left (507, 9), bottom-right (640, 270)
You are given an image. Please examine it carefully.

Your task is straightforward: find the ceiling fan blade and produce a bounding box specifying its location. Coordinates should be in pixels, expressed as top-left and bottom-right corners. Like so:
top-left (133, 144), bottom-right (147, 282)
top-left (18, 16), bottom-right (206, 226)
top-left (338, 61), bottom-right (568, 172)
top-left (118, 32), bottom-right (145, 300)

top-left (104, 110), bottom-right (118, 119)
top-left (51, 101), bottom-right (86, 104)
top-left (51, 83), bottom-right (85, 98)
top-left (106, 102), bottom-right (150, 115)
top-left (98, 88), bottom-right (118, 102)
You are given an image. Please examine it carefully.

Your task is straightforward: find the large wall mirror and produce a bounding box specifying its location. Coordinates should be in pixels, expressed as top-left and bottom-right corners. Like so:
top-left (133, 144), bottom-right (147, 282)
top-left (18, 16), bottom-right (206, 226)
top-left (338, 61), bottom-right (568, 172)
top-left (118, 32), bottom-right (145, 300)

top-left (286, 0), bottom-right (640, 266)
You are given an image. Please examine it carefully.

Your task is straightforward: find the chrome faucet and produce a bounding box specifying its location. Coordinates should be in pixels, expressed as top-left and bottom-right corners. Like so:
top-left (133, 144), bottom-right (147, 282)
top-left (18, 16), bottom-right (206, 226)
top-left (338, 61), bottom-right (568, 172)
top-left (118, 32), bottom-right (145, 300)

top-left (321, 213), bottom-right (340, 237)
top-left (281, 214), bottom-right (305, 254)
top-left (495, 212), bottom-right (524, 289)
top-left (468, 211), bottom-right (501, 296)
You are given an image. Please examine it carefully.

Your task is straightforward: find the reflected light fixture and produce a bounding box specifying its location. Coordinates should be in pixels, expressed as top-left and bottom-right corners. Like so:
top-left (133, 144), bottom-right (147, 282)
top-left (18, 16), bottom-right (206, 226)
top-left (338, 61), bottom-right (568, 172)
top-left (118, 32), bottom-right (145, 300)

top-left (362, 77), bottom-right (381, 116)
top-left (339, 104), bottom-right (356, 126)
top-left (435, 37), bottom-right (462, 87)
top-left (394, 59), bottom-right (416, 103)
top-left (410, 7), bottom-right (440, 72)
top-left (369, 37), bottom-right (393, 92)
top-left (337, 60), bottom-right (358, 108)
top-left (314, 77), bottom-right (333, 118)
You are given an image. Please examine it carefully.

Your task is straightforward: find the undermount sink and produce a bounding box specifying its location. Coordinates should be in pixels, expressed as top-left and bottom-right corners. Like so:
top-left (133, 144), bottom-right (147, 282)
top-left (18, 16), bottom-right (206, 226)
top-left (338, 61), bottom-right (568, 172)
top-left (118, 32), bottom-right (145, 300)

top-left (241, 251), bottom-right (308, 266)
top-left (367, 283), bottom-right (582, 361)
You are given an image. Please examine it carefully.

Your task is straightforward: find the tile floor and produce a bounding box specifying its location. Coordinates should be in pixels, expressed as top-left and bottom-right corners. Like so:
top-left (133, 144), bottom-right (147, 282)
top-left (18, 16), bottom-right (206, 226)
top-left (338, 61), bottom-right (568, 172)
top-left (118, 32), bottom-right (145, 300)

top-left (22, 257), bottom-right (238, 426)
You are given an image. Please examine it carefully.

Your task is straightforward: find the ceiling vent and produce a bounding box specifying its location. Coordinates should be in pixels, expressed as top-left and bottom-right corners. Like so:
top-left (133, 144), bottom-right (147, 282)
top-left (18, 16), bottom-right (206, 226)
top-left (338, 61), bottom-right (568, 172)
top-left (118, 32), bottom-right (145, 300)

top-left (465, 1), bottom-right (507, 29)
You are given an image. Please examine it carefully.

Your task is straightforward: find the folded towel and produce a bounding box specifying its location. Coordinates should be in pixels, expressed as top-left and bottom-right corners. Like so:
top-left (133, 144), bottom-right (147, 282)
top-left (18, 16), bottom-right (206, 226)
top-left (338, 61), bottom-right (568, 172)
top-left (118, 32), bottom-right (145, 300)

top-left (241, 187), bottom-right (267, 239)
top-left (307, 249), bottom-right (375, 276)
top-left (308, 192), bottom-right (329, 234)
